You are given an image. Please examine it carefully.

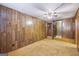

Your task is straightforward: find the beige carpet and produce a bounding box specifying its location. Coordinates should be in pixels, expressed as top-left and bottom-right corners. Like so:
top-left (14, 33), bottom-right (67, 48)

top-left (8, 39), bottom-right (79, 56)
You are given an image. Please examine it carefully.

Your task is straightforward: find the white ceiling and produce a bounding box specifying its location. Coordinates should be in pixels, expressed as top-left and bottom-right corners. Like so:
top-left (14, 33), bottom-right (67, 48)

top-left (0, 3), bottom-right (79, 22)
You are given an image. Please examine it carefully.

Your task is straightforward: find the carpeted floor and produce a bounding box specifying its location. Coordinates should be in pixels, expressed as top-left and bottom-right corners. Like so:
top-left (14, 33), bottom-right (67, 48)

top-left (8, 39), bottom-right (79, 56)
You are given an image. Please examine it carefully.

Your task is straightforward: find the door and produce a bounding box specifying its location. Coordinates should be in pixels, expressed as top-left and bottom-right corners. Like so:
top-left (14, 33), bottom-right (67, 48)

top-left (47, 23), bottom-right (52, 36)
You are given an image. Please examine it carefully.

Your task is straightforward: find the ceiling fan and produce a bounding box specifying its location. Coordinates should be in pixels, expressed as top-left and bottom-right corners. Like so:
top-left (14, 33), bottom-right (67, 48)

top-left (43, 10), bottom-right (58, 19)
top-left (43, 4), bottom-right (64, 20)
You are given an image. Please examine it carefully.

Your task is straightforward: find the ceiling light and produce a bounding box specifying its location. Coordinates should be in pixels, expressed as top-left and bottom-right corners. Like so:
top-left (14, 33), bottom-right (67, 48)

top-left (43, 10), bottom-right (58, 20)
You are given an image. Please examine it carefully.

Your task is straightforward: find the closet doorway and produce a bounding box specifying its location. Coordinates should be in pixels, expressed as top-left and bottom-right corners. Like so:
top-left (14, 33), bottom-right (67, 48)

top-left (53, 19), bottom-right (75, 43)
top-left (53, 20), bottom-right (62, 38)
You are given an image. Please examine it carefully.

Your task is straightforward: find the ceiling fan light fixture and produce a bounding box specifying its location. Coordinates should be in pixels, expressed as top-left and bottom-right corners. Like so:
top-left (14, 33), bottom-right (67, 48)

top-left (43, 10), bottom-right (58, 19)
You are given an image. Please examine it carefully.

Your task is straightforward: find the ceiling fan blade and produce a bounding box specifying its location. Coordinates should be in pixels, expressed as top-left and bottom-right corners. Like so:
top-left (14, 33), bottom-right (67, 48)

top-left (53, 3), bottom-right (64, 12)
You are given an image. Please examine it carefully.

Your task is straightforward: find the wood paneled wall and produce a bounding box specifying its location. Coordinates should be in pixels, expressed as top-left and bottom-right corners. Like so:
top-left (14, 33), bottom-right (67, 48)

top-left (62, 18), bottom-right (75, 39)
top-left (75, 9), bottom-right (79, 50)
top-left (62, 18), bottom-right (75, 43)
top-left (0, 5), bottom-right (46, 53)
